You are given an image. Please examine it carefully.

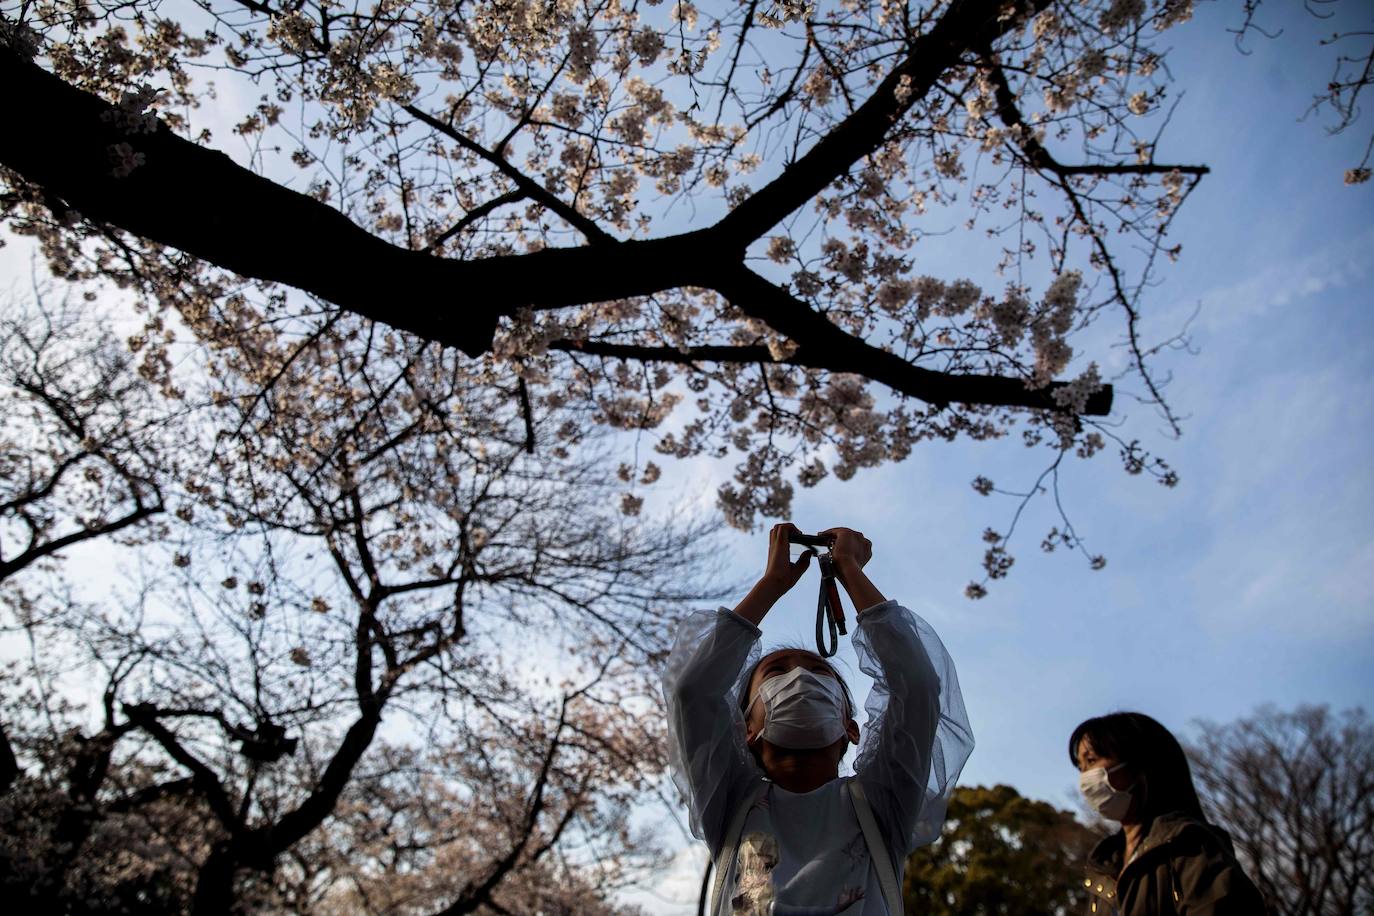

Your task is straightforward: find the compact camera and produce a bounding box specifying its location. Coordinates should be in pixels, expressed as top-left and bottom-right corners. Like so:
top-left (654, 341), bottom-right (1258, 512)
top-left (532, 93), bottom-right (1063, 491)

top-left (787, 531), bottom-right (835, 560)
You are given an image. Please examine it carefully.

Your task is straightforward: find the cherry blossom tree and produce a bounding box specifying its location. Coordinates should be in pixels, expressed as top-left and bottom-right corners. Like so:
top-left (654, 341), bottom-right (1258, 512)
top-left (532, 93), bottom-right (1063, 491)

top-left (0, 0), bottom-right (1223, 592)
top-left (0, 285), bottom-right (719, 914)
top-left (0, 1), bottom-right (1366, 591)
top-left (0, 279), bottom-right (182, 836)
top-left (0, 280), bottom-right (173, 587)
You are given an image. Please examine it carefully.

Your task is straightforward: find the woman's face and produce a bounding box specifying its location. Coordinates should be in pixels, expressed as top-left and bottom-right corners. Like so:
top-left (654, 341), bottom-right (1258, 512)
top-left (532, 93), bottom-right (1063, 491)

top-left (1076, 736), bottom-right (1133, 792)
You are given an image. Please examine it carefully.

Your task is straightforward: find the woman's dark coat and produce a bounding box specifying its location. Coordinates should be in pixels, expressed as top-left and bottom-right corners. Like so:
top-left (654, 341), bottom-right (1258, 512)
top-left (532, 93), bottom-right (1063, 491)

top-left (1082, 811), bottom-right (1266, 915)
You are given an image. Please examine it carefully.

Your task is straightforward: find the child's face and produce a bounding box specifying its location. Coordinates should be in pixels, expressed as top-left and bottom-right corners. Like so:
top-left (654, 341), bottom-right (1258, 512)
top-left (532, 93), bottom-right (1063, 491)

top-left (744, 648), bottom-right (849, 740)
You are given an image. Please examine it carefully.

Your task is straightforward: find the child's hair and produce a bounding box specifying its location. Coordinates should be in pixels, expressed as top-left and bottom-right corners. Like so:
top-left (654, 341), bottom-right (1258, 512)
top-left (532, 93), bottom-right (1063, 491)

top-left (737, 643), bottom-right (856, 720)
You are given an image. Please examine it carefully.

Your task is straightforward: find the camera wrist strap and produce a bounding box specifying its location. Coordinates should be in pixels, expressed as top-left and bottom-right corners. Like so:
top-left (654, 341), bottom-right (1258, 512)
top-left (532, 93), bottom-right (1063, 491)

top-left (814, 553), bottom-right (847, 658)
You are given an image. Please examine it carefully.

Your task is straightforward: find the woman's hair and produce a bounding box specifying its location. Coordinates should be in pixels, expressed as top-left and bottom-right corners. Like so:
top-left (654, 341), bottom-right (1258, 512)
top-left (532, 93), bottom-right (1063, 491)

top-left (737, 644), bottom-right (856, 720)
top-left (1069, 711), bottom-right (1205, 821)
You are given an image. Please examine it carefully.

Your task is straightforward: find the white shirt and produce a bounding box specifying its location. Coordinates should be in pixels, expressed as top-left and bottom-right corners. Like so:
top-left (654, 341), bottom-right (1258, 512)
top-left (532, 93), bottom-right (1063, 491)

top-left (662, 601), bottom-right (974, 915)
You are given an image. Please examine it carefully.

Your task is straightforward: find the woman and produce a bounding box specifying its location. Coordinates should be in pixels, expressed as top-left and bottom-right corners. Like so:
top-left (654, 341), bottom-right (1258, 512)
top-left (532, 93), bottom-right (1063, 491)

top-left (1070, 712), bottom-right (1266, 915)
top-left (662, 523), bottom-right (973, 915)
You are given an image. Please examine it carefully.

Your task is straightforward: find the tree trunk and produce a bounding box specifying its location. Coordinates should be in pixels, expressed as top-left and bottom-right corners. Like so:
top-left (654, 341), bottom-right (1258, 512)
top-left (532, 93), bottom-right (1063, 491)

top-left (192, 841), bottom-right (240, 916)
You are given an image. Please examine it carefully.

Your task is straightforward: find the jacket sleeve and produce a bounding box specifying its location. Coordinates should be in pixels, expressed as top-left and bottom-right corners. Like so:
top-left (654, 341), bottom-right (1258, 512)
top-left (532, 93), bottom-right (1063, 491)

top-left (851, 600), bottom-right (974, 856)
top-left (661, 607), bottom-right (766, 853)
top-left (1172, 828), bottom-right (1269, 915)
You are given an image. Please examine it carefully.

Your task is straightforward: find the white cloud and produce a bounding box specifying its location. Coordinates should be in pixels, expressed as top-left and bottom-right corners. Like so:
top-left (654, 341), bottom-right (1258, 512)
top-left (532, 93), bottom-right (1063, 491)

top-left (1191, 225), bottom-right (1374, 334)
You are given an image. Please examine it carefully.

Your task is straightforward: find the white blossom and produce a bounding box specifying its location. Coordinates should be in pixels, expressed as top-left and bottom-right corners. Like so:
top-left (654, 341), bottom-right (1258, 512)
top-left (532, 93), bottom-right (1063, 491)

top-left (567, 24), bottom-right (598, 83)
top-left (1033, 10), bottom-right (1059, 38)
top-left (894, 74), bottom-right (913, 104)
top-left (630, 27), bottom-right (664, 65)
top-left (822, 238), bottom-right (866, 282)
top-left (100, 85), bottom-right (161, 135)
top-left (672, 0), bottom-right (700, 29)
top-left (1099, 0), bottom-right (1146, 32)
top-left (766, 335), bottom-right (800, 361)
top-left (877, 279), bottom-right (913, 315)
top-left (798, 459), bottom-right (827, 487)
top-left (757, 0), bottom-right (813, 29)
top-left (0, 16), bottom-right (41, 58)
top-left (266, 10), bottom-right (317, 55)
top-left (1044, 80), bottom-right (1079, 114)
top-left (988, 287), bottom-right (1031, 346)
top-left (933, 150), bottom-right (964, 179)
top-left (1043, 270), bottom-right (1082, 312)
top-left (803, 67), bottom-right (833, 106)
top-left (1050, 362), bottom-right (1104, 414)
top-left (550, 92), bottom-right (581, 127)
top-left (1078, 49), bottom-right (1108, 80)
top-left (1155, 0), bottom-right (1194, 30)
top-left (767, 236), bottom-right (797, 263)
top-left (792, 270), bottom-right (823, 297)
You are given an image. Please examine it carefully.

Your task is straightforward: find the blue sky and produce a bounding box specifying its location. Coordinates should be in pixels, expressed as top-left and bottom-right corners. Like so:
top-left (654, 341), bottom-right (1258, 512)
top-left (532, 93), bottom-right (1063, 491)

top-left (2, 1), bottom-right (1371, 909)
top-left (632, 3), bottom-right (1374, 907)
top-left (655, 0), bottom-right (1374, 798)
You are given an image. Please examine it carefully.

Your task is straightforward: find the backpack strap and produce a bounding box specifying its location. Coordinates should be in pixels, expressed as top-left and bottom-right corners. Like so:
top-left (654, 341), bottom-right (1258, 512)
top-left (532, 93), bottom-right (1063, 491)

top-left (710, 780), bottom-right (770, 916)
top-left (848, 779), bottom-right (904, 916)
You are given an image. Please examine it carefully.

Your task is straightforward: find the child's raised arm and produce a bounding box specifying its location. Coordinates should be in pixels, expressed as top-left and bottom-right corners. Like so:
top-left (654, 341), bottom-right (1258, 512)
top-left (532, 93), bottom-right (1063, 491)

top-left (826, 530), bottom-right (973, 860)
top-left (733, 523), bottom-right (815, 626)
top-left (851, 606), bottom-right (971, 850)
top-left (661, 523), bottom-right (811, 850)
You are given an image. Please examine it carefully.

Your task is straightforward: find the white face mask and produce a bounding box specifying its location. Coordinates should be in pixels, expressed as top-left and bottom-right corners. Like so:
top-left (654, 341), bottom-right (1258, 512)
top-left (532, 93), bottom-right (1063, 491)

top-left (1079, 762), bottom-right (1135, 822)
top-left (747, 666), bottom-right (849, 750)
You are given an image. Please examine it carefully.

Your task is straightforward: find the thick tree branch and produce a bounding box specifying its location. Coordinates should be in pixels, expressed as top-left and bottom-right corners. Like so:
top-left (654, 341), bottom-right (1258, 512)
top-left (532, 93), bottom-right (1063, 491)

top-left (123, 703), bottom-right (242, 833)
top-left (0, 35), bottom-right (1116, 416)
top-left (715, 0), bottom-right (1051, 247)
top-left (549, 334), bottom-right (1112, 413)
top-left (265, 709), bottom-right (384, 857)
top-left (712, 264), bottom-right (1114, 414)
top-left (978, 50), bottom-right (1208, 180)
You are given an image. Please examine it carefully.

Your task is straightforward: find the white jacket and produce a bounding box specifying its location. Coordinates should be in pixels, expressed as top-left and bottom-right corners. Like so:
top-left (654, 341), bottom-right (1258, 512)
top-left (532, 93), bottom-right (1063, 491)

top-left (662, 600), bottom-right (974, 915)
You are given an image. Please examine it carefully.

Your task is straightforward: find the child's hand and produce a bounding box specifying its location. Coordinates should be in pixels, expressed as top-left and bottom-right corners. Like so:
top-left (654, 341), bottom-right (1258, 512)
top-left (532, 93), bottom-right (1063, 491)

top-left (819, 527), bottom-right (885, 610)
top-left (819, 527), bottom-right (871, 575)
top-left (761, 522), bottom-right (814, 593)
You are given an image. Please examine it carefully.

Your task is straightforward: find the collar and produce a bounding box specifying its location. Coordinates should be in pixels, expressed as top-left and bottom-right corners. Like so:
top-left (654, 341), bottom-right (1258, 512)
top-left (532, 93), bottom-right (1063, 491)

top-left (1086, 812), bottom-right (1233, 880)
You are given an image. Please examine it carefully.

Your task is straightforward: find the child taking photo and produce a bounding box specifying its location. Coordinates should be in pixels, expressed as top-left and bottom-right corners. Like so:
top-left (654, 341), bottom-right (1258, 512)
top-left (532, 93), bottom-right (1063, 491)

top-left (663, 523), bottom-right (974, 915)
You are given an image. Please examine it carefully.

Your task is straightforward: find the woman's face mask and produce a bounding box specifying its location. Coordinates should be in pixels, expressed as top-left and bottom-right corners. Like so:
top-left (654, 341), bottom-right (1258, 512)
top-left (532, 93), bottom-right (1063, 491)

top-left (1079, 762), bottom-right (1135, 822)
top-left (747, 666), bottom-right (849, 750)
